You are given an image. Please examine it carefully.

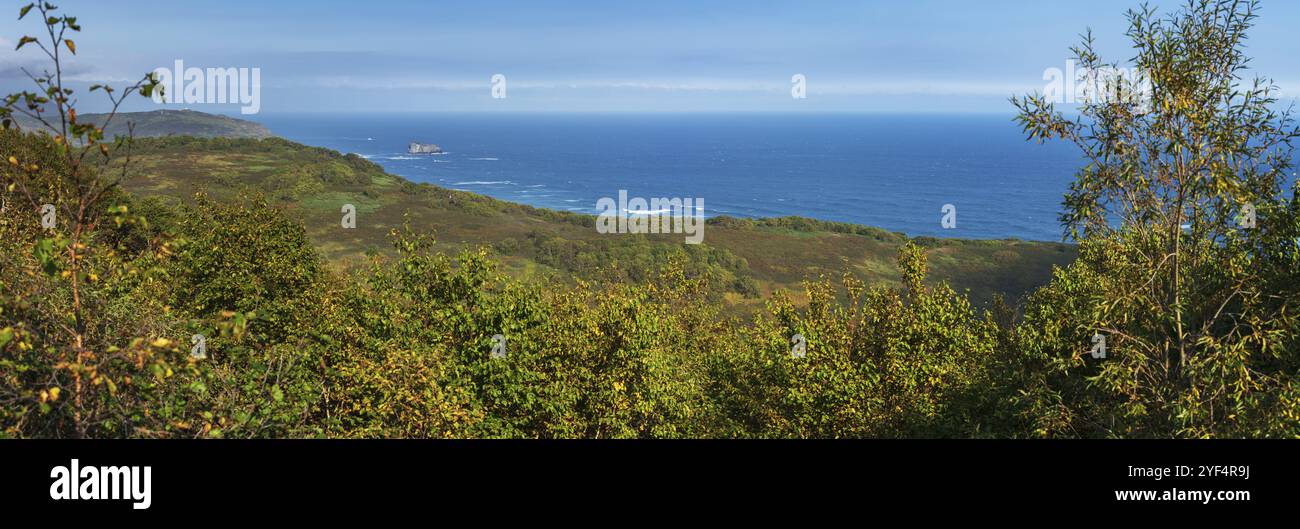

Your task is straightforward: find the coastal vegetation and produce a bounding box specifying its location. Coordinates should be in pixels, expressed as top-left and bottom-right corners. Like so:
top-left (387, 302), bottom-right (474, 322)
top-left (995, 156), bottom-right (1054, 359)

top-left (115, 134), bottom-right (1074, 316)
top-left (1, 0), bottom-right (1296, 438)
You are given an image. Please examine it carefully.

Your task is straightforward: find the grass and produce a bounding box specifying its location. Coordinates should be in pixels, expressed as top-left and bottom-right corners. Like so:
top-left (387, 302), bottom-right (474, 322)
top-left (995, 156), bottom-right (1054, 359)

top-left (117, 136), bottom-right (1077, 316)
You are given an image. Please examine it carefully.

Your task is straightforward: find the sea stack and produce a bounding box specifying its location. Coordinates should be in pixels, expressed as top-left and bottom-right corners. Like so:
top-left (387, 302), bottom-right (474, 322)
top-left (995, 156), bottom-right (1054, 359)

top-left (408, 142), bottom-right (443, 154)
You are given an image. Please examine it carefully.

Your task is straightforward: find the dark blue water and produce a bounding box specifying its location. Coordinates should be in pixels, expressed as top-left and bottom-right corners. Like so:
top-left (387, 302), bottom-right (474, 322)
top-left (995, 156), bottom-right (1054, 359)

top-left (254, 113), bottom-right (1083, 241)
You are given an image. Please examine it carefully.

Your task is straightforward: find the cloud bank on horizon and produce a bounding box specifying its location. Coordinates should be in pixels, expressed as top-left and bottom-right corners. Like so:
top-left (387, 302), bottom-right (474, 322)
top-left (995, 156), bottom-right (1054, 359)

top-left (0, 0), bottom-right (1296, 113)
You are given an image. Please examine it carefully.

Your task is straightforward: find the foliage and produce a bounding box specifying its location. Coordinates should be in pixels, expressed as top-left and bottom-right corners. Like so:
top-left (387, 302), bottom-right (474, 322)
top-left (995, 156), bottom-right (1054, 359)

top-left (708, 243), bottom-right (1004, 437)
top-left (116, 135), bottom-right (1075, 315)
top-left (2, 1), bottom-right (1299, 439)
top-left (1010, 0), bottom-right (1300, 437)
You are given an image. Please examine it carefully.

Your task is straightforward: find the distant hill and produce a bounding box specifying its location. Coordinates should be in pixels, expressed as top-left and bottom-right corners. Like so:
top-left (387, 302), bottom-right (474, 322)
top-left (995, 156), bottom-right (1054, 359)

top-left (14, 109), bottom-right (273, 139)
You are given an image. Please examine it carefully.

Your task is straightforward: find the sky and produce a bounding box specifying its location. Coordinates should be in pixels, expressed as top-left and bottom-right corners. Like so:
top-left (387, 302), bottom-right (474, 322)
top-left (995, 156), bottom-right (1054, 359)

top-left (0, 0), bottom-right (1296, 114)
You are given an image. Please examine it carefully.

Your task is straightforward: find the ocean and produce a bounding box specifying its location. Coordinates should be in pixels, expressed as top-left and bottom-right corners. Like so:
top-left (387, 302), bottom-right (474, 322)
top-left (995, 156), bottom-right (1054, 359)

top-left (253, 112), bottom-right (1084, 241)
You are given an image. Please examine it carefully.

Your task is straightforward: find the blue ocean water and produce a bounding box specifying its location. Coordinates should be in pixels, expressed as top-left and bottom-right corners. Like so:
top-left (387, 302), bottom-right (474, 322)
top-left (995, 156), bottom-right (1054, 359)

top-left (253, 113), bottom-right (1083, 241)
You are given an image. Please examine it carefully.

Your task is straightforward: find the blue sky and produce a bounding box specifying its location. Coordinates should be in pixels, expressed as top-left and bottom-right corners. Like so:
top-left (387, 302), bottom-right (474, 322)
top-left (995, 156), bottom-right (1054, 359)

top-left (0, 0), bottom-right (1296, 113)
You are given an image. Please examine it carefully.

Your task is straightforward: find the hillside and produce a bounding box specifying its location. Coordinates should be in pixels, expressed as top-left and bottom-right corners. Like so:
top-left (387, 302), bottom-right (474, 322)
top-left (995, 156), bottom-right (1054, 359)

top-left (14, 109), bottom-right (272, 139)
top-left (116, 135), bottom-right (1076, 314)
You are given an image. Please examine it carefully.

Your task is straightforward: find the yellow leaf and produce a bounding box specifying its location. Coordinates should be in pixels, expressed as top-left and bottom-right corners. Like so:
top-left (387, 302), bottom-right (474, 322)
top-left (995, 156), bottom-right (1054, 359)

top-left (64, 39), bottom-right (75, 54)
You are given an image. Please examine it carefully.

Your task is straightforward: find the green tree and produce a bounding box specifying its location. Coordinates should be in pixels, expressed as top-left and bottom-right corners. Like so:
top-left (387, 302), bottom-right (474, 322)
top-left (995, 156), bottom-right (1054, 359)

top-left (1011, 0), bottom-right (1300, 437)
top-left (0, 3), bottom-right (180, 437)
top-left (710, 243), bottom-right (1002, 438)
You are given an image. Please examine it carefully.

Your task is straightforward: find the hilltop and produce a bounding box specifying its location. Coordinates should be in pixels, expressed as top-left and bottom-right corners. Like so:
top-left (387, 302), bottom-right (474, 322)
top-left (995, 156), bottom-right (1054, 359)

top-left (13, 109), bottom-right (272, 139)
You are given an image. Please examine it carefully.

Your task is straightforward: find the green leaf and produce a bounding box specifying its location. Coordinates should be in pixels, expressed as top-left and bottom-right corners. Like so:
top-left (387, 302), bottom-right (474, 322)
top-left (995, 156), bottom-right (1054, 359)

top-left (32, 238), bottom-right (59, 276)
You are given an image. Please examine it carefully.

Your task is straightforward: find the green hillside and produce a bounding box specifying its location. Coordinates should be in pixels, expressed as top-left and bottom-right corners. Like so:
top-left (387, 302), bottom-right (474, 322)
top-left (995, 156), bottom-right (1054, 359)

top-left (118, 135), bottom-right (1076, 314)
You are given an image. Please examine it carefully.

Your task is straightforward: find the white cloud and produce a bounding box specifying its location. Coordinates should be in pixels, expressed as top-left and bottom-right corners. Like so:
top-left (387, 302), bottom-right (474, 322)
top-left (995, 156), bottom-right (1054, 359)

top-left (294, 75), bottom-right (1036, 97)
